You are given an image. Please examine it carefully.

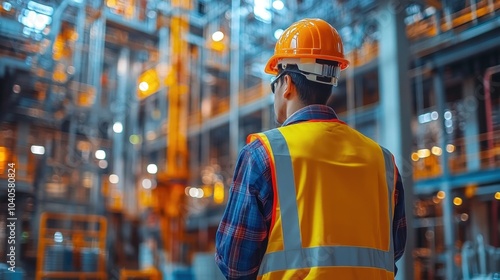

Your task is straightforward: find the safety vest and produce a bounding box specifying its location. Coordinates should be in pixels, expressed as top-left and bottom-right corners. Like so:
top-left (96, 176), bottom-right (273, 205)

top-left (248, 120), bottom-right (397, 280)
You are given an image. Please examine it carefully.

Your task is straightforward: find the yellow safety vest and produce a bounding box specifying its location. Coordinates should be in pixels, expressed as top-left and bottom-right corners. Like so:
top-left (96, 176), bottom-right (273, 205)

top-left (248, 120), bottom-right (397, 280)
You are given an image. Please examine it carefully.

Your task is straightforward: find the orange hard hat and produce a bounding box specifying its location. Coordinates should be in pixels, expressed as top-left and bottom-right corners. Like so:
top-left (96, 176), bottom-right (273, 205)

top-left (265, 18), bottom-right (349, 76)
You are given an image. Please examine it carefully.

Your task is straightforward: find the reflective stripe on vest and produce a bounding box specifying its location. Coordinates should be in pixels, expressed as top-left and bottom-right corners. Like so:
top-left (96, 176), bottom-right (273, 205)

top-left (258, 129), bottom-right (396, 275)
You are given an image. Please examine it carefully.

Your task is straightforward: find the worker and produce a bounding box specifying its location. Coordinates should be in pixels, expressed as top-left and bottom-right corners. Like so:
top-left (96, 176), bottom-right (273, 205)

top-left (215, 18), bottom-right (406, 279)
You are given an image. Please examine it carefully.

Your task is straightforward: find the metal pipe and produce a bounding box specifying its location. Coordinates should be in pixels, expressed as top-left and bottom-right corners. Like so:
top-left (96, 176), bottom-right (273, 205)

top-left (229, 0), bottom-right (240, 164)
top-left (493, 199), bottom-right (499, 247)
top-left (72, 0), bottom-right (86, 83)
top-left (434, 66), bottom-right (455, 279)
top-left (415, 59), bottom-right (425, 149)
top-left (483, 65), bottom-right (500, 167)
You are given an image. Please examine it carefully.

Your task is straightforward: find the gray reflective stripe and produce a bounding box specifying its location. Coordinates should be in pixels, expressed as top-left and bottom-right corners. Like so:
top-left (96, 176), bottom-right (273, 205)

top-left (258, 129), bottom-right (395, 276)
top-left (259, 246), bottom-right (394, 274)
top-left (380, 146), bottom-right (396, 257)
top-left (263, 129), bottom-right (302, 251)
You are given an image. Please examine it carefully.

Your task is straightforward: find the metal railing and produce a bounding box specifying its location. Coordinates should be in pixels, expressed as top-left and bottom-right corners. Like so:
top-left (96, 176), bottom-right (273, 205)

top-left (413, 129), bottom-right (500, 180)
top-left (407, 0), bottom-right (500, 40)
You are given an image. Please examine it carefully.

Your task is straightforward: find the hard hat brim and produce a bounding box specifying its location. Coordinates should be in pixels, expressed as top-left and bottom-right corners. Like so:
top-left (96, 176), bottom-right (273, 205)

top-left (265, 54), bottom-right (350, 75)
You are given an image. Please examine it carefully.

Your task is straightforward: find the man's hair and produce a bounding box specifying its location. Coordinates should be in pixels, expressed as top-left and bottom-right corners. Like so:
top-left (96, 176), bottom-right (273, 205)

top-left (277, 64), bottom-right (333, 105)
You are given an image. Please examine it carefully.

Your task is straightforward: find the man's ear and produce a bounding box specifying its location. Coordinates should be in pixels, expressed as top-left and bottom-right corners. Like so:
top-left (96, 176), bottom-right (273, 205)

top-left (283, 74), bottom-right (294, 99)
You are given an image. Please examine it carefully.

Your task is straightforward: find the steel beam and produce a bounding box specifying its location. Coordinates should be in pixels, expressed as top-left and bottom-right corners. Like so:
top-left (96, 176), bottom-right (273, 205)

top-left (113, 47), bottom-right (130, 204)
top-left (463, 78), bottom-right (481, 171)
top-left (433, 66), bottom-right (455, 279)
top-left (376, 1), bottom-right (415, 279)
top-left (415, 168), bottom-right (500, 194)
top-left (229, 0), bottom-right (241, 164)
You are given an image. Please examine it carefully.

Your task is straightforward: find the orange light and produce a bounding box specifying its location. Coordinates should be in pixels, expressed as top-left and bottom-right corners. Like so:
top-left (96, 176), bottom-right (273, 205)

top-left (411, 152), bottom-right (419, 161)
top-left (432, 196), bottom-right (441, 204)
top-left (0, 147), bottom-right (6, 162)
top-left (453, 197), bottom-right (462, 206)
top-left (437, 191), bottom-right (445, 199)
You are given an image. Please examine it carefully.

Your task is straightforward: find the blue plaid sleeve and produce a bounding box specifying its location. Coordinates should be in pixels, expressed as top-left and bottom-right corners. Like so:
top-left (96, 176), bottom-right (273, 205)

top-left (215, 140), bottom-right (273, 279)
top-left (393, 167), bottom-right (407, 275)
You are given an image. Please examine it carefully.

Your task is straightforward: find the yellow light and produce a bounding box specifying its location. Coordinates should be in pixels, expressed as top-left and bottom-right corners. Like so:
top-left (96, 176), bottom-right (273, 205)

top-left (129, 134), bottom-right (141, 145)
top-left (446, 144), bottom-right (455, 153)
top-left (214, 181), bottom-right (224, 204)
top-left (495, 192), bottom-right (500, 200)
top-left (431, 146), bottom-right (442, 156)
top-left (437, 191), bottom-right (445, 199)
top-left (417, 149), bottom-right (431, 158)
top-left (137, 69), bottom-right (160, 100)
top-left (106, 0), bottom-right (117, 7)
top-left (201, 185), bottom-right (212, 197)
top-left (209, 40), bottom-right (226, 52)
top-left (453, 197), bottom-right (463, 206)
top-left (411, 152), bottom-right (419, 161)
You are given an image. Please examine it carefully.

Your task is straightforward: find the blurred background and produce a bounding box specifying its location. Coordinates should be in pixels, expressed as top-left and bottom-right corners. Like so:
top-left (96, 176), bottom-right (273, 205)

top-left (0, 0), bottom-right (500, 279)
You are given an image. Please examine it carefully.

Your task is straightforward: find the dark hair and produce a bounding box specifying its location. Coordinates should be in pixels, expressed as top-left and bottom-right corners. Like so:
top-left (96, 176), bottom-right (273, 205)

top-left (277, 64), bottom-right (333, 105)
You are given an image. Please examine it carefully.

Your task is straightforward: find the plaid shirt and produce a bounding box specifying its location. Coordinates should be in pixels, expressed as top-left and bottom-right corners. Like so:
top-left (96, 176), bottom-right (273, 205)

top-left (215, 105), bottom-right (407, 279)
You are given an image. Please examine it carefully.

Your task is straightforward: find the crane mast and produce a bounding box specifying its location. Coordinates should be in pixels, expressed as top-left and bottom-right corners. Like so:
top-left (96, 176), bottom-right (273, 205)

top-left (155, 0), bottom-right (190, 263)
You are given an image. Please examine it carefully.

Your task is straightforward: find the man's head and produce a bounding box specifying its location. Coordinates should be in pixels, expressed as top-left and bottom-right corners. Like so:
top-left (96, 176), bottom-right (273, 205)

top-left (265, 18), bottom-right (349, 123)
top-left (271, 65), bottom-right (333, 124)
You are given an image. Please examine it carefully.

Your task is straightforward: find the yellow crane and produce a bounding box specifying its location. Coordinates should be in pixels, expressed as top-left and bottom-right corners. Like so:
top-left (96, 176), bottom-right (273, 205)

top-left (134, 0), bottom-right (192, 268)
top-left (154, 0), bottom-right (191, 264)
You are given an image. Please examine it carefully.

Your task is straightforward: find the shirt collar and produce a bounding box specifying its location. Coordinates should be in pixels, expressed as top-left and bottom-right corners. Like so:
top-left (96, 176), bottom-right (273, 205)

top-left (282, 105), bottom-right (339, 126)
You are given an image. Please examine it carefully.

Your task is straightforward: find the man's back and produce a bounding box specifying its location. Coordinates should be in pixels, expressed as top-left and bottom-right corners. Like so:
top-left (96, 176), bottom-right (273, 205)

top-left (254, 120), bottom-right (396, 279)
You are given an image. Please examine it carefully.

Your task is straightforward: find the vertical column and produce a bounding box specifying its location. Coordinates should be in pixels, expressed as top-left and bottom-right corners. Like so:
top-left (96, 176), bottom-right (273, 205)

top-left (462, 78), bottom-right (480, 171)
top-left (433, 67), bottom-right (455, 279)
top-left (113, 47), bottom-right (130, 208)
top-left (125, 59), bottom-right (141, 217)
top-left (229, 0), bottom-right (240, 164)
top-left (470, 200), bottom-right (490, 244)
top-left (190, 42), bottom-right (203, 180)
top-left (16, 122), bottom-right (29, 179)
top-left (346, 64), bottom-right (356, 127)
top-left (415, 61), bottom-right (425, 148)
top-left (72, 0), bottom-right (85, 83)
top-left (158, 27), bottom-right (170, 130)
top-left (200, 30), bottom-right (211, 168)
top-left (376, 1), bottom-right (414, 279)
top-left (14, 123), bottom-right (29, 264)
top-left (88, 14), bottom-right (105, 130)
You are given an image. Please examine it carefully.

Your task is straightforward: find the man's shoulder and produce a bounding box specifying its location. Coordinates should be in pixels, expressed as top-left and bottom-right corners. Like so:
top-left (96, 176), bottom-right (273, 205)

top-left (241, 133), bottom-right (270, 160)
top-left (243, 135), bottom-right (267, 151)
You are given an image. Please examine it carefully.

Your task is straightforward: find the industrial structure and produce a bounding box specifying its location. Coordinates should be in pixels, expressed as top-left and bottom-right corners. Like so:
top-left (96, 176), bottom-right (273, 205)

top-left (0, 0), bottom-right (499, 279)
